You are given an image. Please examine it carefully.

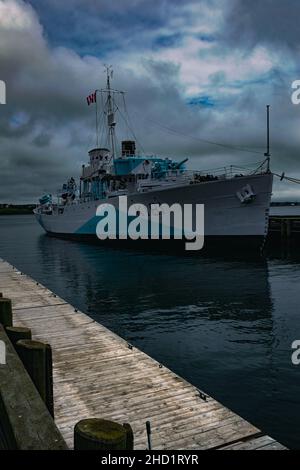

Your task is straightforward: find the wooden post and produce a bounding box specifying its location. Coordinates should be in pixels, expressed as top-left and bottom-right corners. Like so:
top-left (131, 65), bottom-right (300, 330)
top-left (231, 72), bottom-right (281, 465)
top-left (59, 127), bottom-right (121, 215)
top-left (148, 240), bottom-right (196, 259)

top-left (0, 298), bottom-right (13, 327)
top-left (123, 422), bottom-right (134, 450)
top-left (74, 419), bottom-right (132, 450)
top-left (0, 325), bottom-right (68, 450)
top-left (281, 219), bottom-right (288, 242)
top-left (286, 219), bottom-right (291, 240)
top-left (16, 340), bottom-right (54, 418)
top-left (280, 219), bottom-right (285, 240)
top-left (5, 326), bottom-right (32, 349)
top-left (45, 343), bottom-right (54, 419)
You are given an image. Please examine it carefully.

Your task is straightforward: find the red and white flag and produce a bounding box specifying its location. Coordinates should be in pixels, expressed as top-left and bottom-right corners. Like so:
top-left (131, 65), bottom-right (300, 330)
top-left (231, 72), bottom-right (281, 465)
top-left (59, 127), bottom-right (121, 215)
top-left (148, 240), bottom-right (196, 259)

top-left (86, 91), bottom-right (97, 105)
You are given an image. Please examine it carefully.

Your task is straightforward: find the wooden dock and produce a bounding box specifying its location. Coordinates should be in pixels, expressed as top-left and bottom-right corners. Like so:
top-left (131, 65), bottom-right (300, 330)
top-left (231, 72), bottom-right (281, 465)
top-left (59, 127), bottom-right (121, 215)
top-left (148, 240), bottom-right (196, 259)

top-left (0, 258), bottom-right (286, 450)
top-left (269, 216), bottom-right (300, 241)
top-left (269, 205), bottom-right (300, 242)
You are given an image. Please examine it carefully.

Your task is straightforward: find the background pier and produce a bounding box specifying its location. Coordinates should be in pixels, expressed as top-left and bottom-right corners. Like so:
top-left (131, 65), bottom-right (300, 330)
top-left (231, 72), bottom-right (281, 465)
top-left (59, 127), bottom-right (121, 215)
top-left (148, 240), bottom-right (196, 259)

top-left (269, 203), bottom-right (300, 243)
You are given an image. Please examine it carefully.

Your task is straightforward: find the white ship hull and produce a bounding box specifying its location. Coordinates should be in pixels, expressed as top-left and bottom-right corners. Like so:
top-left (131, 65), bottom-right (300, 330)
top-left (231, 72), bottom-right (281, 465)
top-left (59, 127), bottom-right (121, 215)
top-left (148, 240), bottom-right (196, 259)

top-left (35, 173), bottom-right (273, 250)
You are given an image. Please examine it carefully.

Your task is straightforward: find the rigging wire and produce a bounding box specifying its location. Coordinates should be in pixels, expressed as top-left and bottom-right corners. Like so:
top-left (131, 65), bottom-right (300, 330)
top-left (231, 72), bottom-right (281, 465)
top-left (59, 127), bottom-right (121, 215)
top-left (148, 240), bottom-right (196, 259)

top-left (95, 93), bottom-right (99, 147)
top-left (140, 116), bottom-right (263, 156)
top-left (249, 157), bottom-right (270, 175)
top-left (98, 91), bottom-right (106, 147)
top-left (115, 105), bottom-right (146, 155)
top-left (274, 173), bottom-right (300, 185)
top-left (121, 94), bottom-right (146, 155)
top-left (91, 80), bottom-right (265, 159)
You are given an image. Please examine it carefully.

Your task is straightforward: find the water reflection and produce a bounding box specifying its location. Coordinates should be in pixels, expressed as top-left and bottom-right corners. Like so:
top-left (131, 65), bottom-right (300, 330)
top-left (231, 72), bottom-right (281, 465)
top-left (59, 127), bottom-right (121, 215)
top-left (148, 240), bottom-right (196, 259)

top-left (36, 231), bottom-right (273, 331)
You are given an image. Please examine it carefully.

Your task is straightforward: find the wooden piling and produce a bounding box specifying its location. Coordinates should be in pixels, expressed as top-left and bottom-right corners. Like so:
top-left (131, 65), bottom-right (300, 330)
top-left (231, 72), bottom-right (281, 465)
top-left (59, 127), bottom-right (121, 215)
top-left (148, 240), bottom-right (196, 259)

top-left (74, 419), bottom-right (130, 450)
top-left (5, 326), bottom-right (32, 349)
top-left (0, 298), bottom-right (12, 327)
top-left (123, 422), bottom-right (134, 450)
top-left (268, 215), bottom-right (300, 245)
top-left (0, 325), bottom-right (67, 450)
top-left (286, 219), bottom-right (291, 240)
top-left (16, 340), bottom-right (54, 418)
top-left (280, 219), bottom-right (287, 241)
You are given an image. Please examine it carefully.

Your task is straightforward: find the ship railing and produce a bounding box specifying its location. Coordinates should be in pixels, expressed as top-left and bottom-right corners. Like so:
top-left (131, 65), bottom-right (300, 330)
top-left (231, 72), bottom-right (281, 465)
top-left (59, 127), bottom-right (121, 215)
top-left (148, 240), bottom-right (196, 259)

top-left (153, 160), bottom-right (268, 182)
top-left (55, 190), bottom-right (96, 204)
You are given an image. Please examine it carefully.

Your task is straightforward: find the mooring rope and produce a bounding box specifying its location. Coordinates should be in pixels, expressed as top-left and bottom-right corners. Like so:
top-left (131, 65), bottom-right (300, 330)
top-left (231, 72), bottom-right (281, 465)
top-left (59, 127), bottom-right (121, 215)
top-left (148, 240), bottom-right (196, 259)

top-left (273, 172), bottom-right (300, 185)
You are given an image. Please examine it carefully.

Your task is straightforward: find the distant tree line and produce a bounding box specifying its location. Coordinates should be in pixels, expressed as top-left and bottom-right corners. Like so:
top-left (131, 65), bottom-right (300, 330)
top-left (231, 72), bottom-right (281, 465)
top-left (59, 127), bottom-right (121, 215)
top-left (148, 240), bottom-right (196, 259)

top-left (0, 204), bottom-right (35, 215)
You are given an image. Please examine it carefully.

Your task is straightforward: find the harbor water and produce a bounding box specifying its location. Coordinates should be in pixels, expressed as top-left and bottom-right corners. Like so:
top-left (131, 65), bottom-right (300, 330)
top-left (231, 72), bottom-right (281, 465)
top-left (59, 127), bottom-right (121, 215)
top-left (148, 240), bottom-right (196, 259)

top-left (0, 215), bottom-right (299, 449)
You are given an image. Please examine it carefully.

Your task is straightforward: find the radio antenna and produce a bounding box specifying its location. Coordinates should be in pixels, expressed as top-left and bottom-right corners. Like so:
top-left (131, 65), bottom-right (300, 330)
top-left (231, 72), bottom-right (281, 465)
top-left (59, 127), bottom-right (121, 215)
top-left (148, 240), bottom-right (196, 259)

top-left (264, 105), bottom-right (271, 172)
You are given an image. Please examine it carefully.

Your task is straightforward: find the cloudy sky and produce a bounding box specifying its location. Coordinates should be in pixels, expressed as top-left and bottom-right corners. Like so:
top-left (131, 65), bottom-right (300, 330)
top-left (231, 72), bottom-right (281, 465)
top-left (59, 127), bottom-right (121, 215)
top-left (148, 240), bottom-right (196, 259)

top-left (1, 0), bottom-right (300, 202)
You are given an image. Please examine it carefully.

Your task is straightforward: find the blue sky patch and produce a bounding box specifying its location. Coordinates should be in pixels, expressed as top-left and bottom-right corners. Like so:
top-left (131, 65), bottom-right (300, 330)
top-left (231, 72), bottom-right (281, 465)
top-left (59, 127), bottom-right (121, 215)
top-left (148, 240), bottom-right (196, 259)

top-left (153, 33), bottom-right (183, 49)
top-left (188, 96), bottom-right (215, 107)
top-left (197, 34), bottom-right (216, 43)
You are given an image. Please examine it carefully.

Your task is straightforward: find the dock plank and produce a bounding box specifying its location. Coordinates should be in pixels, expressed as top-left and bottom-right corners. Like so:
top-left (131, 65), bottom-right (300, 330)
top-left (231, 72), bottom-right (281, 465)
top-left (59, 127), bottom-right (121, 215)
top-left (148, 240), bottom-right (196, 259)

top-left (0, 258), bottom-right (287, 450)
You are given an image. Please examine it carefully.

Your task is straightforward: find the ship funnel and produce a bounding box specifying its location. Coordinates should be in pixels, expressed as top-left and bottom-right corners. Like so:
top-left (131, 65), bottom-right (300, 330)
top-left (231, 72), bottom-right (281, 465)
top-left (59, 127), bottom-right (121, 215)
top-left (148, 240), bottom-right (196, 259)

top-left (122, 140), bottom-right (136, 157)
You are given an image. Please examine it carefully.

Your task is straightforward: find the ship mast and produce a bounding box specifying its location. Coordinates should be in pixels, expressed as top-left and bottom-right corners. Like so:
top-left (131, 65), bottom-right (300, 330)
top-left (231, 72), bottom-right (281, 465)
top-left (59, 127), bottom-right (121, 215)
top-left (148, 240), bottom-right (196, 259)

top-left (92, 67), bottom-right (125, 160)
top-left (105, 65), bottom-right (116, 160)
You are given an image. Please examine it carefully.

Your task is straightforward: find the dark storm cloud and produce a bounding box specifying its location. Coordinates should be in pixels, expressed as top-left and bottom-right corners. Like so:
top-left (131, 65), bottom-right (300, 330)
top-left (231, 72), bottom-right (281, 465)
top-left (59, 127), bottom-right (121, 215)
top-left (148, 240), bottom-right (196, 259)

top-left (26, 0), bottom-right (200, 56)
top-left (222, 0), bottom-right (300, 51)
top-left (0, 0), bottom-right (224, 202)
top-left (1, 0), bottom-right (300, 203)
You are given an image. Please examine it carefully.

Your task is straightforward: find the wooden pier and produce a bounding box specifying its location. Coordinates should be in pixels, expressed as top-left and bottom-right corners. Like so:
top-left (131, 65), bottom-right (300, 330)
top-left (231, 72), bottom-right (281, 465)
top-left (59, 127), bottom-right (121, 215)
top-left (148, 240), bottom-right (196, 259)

top-left (269, 217), bottom-right (300, 242)
top-left (0, 258), bottom-right (286, 450)
top-left (269, 204), bottom-right (300, 243)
